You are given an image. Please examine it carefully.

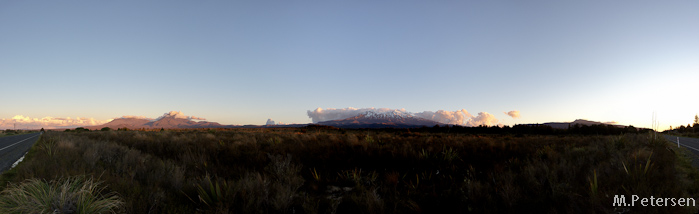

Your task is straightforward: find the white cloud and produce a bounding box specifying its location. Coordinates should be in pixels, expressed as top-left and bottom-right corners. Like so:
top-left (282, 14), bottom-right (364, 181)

top-left (266, 119), bottom-right (276, 125)
top-left (155, 111), bottom-right (205, 121)
top-left (156, 111), bottom-right (188, 120)
top-left (504, 110), bottom-right (520, 119)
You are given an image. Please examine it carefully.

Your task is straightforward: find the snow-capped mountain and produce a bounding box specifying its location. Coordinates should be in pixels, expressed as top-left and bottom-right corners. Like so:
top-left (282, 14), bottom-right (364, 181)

top-left (317, 111), bottom-right (443, 128)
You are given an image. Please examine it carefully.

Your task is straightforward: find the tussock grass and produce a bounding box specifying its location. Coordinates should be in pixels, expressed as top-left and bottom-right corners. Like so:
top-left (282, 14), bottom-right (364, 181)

top-left (1, 129), bottom-right (698, 213)
top-left (0, 176), bottom-right (121, 214)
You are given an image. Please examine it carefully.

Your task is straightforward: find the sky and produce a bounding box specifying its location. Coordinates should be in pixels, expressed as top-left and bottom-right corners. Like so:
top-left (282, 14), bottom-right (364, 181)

top-left (1, 1), bottom-right (698, 130)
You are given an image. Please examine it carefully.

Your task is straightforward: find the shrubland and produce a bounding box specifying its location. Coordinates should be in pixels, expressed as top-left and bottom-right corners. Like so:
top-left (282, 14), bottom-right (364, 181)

top-left (1, 127), bottom-right (697, 213)
top-left (0, 129), bottom-right (32, 137)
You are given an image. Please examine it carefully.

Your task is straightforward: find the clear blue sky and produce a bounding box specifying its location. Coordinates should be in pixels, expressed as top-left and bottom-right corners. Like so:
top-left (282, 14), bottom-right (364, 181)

top-left (1, 1), bottom-right (698, 129)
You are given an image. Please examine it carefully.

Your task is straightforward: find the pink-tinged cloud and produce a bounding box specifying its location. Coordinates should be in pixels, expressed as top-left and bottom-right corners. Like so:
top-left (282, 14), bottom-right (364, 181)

top-left (0, 115), bottom-right (112, 129)
top-left (119, 115), bottom-right (153, 120)
top-left (0, 111), bottom-right (213, 130)
top-left (413, 109), bottom-right (472, 125)
top-left (467, 112), bottom-right (499, 126)
top-left (504, 110), bottom-right (520, 119)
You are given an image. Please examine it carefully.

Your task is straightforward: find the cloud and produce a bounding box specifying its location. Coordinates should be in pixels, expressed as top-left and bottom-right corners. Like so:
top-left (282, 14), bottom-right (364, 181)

top-left (504, 110), bottom-right (520, 119)
top-left (0, 111), bottom-right (208, 130)
top-left (155, 111), bottom-right (206, 121)
top-left (308, 107), bottom-right (503, 127)
top-left (119, 115), bottom-right (153, 120)
top-left (118, 111), bottom-right (206, 121)
top-left (413, 109), bottom-right (472, 125)
top-left (266, 119), bottom-right (276, 125)
top-left (0, 115), bottom-right (112, 129)
top-left (157, 111), bottom-right (188, 120)
top-left (467, 112), bottom-right (499, 126)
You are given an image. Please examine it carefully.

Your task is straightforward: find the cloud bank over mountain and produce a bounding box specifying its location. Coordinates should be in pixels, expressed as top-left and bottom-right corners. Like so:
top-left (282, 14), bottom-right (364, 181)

top-left (155, 111), bottom-right (206, 121)
top-left (306, 107), bottom-right (408, 123)
top-left (119, 115), bottom-right (153, 120)
top-left (0, 115), bottom-right (112, 129)
top-left (307, 107), bottom-right (513, 127)
top-left (0, 111), bottom-right (211, 130)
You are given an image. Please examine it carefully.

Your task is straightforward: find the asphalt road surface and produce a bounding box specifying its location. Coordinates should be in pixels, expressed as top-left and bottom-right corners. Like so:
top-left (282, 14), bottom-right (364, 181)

top-left (0, 132), bottom-right (41, 173)
top-left (664, 135), bottom-right (699, 168)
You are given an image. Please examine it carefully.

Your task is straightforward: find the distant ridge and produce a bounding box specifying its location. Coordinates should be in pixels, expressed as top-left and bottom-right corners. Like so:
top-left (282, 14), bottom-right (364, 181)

top-left (85, 114), bottom-right (226, 130)
top-left (94, 118), bottom-right (151, 130)
top-left (527, 119), bottom-right (626, 129)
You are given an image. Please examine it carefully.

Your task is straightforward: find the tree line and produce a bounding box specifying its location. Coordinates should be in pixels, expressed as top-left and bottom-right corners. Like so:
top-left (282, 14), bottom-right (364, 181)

top-left (664, 114), bottom-right (699, 136)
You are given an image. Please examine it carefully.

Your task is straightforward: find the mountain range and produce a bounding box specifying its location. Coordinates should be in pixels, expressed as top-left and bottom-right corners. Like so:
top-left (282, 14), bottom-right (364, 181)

top-left (85, 116), bottom-right (226, 130)
top-left (81, 111), bottom-right (625, 130)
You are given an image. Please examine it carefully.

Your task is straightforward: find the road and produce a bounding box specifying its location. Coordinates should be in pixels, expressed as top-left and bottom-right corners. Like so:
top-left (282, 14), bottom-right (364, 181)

top-left (0, 132), bottom-right (41, 173)
top-left (664, 135), bottom-right (699, 168)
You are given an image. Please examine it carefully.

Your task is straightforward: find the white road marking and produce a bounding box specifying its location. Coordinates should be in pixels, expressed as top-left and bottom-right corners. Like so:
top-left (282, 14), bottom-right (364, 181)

top-left (680, 142), bottom-right (699, 153)
top-left (0, 134), bottom-right (39, 152)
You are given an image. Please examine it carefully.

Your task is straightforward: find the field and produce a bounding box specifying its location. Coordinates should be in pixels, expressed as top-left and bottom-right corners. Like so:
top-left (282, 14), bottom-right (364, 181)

top-left (1, 128), bottom-right (698, 213)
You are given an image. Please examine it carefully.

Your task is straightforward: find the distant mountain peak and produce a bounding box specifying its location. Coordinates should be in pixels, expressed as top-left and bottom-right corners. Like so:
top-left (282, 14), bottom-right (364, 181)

top-left (86, 111), bottom-right (219, 130)
top-left (531, 119), bottom-right (626, 129)
top-left (360, 110), bottom-right (413, 120)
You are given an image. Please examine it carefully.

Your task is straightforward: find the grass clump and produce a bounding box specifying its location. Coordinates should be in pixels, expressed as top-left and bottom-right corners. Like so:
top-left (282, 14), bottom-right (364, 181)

top-left (0, 176), bottom-right (122, 214)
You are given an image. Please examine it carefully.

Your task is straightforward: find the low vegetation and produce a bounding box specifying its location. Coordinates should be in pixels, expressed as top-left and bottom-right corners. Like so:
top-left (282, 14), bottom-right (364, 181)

top-left (0, 129), bottom-right (33, 137)
top-left (0, 176), bottom-right (122, 214)
top-left (1, 127), bottom-right (698, 213)
top-left (664, 114), bottom-right (699, 138)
